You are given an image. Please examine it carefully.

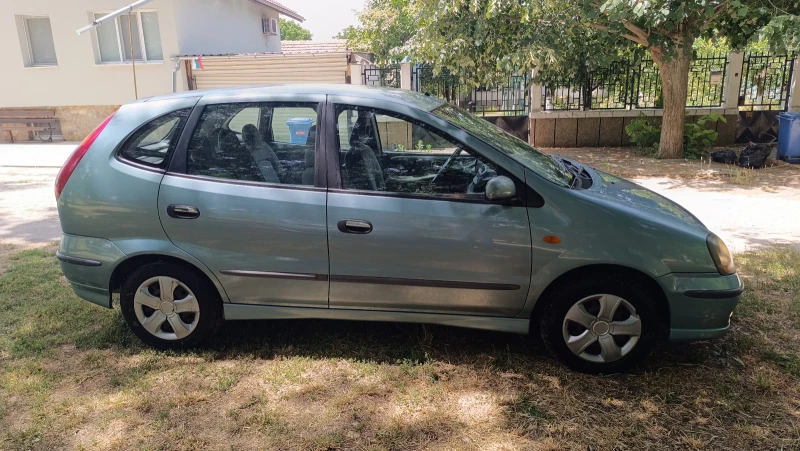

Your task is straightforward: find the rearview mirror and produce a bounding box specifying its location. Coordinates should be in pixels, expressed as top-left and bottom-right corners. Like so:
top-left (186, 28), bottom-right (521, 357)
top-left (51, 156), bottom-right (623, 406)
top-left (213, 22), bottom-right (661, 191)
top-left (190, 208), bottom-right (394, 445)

top-left (485, 176), bottom-right (516, 202)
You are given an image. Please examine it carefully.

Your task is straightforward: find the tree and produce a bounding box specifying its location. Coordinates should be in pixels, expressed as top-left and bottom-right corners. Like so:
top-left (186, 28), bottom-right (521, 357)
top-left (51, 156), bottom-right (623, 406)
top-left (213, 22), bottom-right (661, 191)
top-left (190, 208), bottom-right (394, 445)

top-left (336, 0), bottom-right (419, 62)
top-left (413, 0), bottom-right (800, 158)
top-left (280, 18), bottom-right (312, 41)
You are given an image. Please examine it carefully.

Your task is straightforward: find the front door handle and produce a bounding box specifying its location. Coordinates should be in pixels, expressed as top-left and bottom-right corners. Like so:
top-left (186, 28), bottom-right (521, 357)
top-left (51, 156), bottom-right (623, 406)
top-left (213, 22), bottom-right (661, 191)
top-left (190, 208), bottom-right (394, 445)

top-left (337, 219), bottom-right (372, 234)
top-left (167, 204), bottom-right (200, 219)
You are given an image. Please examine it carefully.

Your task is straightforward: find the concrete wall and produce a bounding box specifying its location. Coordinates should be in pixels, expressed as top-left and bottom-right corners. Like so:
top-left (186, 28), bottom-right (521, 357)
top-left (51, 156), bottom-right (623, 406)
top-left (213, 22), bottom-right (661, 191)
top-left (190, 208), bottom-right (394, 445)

top-left (172, 0), bottom-right (281, 56)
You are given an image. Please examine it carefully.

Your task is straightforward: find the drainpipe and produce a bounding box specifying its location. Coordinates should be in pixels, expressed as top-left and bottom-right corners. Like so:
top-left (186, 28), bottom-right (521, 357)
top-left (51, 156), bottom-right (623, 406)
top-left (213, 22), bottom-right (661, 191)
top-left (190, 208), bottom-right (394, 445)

top-left (172, 57), bottom-right (181, 93)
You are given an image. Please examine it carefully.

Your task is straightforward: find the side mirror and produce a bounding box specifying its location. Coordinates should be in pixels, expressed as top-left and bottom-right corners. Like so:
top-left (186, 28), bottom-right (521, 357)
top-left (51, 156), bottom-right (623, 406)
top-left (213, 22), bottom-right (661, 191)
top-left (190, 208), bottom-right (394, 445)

top-left (485, 176), bottom-right (516, 202)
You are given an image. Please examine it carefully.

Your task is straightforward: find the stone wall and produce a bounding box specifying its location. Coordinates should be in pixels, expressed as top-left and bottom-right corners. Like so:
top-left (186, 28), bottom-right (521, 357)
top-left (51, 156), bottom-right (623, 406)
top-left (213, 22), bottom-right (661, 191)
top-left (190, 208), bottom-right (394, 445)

top-left (0, 105), bottom-right (120, 143)
top-left (529, 108), bottom-right (738, 148)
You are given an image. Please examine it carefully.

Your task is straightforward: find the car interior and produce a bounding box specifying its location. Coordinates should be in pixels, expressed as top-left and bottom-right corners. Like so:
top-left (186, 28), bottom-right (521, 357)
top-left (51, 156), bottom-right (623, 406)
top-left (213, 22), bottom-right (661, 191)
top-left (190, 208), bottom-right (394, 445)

top-left (337, 108), bottom-right (501, 197)
top-left (187, 104), bottom-right (317, 185)
top-left (183, 103), bottom-right (506, 196)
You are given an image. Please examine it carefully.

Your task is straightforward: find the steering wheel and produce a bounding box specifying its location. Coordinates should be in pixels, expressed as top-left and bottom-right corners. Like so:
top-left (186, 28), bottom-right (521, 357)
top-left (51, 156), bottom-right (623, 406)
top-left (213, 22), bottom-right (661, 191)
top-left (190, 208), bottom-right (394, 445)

top-left (467, 161), bottom-right (497, 194)
top-left (431, 146), bottom-right (463, 185)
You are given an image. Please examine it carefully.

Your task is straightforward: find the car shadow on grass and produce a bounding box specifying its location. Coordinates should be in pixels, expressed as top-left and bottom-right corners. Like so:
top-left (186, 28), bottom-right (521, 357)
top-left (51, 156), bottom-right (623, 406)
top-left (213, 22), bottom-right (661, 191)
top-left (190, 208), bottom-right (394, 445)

top-left (96, 306), bottom-right (740, 377)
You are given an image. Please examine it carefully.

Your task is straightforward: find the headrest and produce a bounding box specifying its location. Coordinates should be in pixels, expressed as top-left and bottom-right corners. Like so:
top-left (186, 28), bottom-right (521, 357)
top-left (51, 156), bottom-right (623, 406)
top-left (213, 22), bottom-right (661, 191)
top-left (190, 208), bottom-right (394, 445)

top-left (241, 124), bottom-right (261, 147)
top-left (349, 111), bottom-right (373, 148)
top-left (219, 128), bottom-right (240, 149)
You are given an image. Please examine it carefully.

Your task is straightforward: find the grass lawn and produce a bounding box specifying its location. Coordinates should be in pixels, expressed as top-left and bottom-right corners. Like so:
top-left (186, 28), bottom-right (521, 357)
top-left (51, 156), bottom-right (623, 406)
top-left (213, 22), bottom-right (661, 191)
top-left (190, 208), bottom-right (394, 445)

top-left (0, 246), bottom-right (798, 450)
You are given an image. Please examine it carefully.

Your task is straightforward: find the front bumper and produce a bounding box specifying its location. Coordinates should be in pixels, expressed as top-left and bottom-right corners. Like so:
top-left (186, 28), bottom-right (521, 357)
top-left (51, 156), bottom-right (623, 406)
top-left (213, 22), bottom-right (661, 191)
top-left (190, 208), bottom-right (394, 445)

top-left (657, 272), bottom-right (743, 341)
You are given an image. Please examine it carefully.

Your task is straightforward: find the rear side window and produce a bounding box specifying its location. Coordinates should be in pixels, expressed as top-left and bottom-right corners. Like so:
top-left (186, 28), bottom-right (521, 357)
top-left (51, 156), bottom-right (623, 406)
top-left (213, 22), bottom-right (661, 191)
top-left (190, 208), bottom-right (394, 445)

top-left (118, 109), bottom-right (190, 168)
top-left (186, 102), bottom-right (319, 186)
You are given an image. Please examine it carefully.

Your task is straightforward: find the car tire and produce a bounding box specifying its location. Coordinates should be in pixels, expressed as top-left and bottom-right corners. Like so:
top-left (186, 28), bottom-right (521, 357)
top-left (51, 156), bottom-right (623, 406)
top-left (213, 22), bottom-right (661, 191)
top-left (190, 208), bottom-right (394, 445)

top-left (120, 262), bottom-right (222, 349)
top-left (539, 275), bottom-right (659, 374)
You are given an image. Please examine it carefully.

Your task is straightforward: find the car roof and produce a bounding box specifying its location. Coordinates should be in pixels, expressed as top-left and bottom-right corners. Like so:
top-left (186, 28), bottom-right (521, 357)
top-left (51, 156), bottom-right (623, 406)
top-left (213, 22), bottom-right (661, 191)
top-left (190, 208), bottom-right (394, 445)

top-left (137, 84), bottom-right (447, 112)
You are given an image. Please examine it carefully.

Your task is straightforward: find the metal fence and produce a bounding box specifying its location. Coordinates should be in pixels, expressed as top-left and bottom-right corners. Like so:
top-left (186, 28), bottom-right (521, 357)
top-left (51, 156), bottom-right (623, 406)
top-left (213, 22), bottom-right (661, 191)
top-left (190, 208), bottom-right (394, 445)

top-left (363, 64), bottom-right (401, 88)
top-left (411, 64), bottom-right (530, 116)
top-left (543, 52), bottom-right (729, 111)
top-left (738, 53), bottom-right (796, 111)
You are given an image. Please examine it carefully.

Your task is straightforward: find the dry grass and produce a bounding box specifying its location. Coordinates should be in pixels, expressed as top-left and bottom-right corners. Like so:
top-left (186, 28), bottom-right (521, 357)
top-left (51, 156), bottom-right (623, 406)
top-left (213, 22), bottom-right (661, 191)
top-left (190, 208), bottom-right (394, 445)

top-left (549, 147), bottom-right (800, 189)
top-left (0, 246), bottom-right (799, 450)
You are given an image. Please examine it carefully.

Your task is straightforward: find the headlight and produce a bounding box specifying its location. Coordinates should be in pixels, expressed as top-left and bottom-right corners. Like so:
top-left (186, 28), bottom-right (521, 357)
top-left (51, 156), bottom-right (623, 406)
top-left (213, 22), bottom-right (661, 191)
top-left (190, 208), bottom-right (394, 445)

top-left (706, 233), bottom-right (735, 275)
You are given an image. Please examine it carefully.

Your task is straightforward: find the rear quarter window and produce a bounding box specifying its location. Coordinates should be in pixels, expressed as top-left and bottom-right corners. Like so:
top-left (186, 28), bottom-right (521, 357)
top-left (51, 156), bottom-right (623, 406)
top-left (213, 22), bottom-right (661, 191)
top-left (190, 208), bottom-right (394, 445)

top-left (117, 109), bottom-right (190, 168)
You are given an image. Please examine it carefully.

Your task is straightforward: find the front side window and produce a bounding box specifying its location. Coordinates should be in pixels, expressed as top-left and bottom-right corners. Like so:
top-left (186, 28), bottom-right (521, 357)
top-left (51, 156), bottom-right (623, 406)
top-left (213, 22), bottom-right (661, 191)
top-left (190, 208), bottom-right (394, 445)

top-left (17, 16), bottom-right (57, 66)
top-left (187, 102), bottom-right (318, 186)
top-left (432, 104), bottom-right (572, 187)
top-left (118, 109), bottom-right (189, 168)
top-left (336, 105), bottom-right (502, 198)
top-left (94, 11), bottom-right (163, 63)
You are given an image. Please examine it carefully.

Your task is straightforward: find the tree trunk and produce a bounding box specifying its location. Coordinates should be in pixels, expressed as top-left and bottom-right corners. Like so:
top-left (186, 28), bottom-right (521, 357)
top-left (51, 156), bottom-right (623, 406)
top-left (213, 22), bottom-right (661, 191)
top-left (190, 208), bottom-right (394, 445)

top-left (652, 49), bottom-right (691, 159)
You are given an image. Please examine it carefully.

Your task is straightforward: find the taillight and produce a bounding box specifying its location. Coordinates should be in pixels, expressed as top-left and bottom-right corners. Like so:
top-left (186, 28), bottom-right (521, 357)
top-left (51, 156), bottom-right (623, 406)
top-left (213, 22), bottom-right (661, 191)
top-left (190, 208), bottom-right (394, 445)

top-left (55, 113), bottom-right (115, 200)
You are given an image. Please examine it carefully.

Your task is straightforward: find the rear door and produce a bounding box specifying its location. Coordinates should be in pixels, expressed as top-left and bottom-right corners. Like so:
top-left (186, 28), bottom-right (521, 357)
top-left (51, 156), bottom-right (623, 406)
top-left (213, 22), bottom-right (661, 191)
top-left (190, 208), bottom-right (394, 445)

top-left (158, 95), bottom-right (329, 307)
top-left (325, 101), bottom-right (532, 317)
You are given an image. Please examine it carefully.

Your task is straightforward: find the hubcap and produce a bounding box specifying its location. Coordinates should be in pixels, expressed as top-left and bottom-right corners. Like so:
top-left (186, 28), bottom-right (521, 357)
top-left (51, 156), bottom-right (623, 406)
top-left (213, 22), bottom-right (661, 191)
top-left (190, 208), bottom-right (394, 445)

top-left (562, 294), bottom-right (642, 363)
top-left (133, 276), bottom-right (200, 341)
top-left (591, 321), bottom-right (610, 336)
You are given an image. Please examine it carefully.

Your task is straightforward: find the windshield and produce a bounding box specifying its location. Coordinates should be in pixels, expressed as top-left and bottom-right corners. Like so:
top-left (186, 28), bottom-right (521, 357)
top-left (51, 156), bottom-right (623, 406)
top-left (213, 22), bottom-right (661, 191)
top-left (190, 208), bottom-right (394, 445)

top-left (432, 104), bottom-right (573, 187)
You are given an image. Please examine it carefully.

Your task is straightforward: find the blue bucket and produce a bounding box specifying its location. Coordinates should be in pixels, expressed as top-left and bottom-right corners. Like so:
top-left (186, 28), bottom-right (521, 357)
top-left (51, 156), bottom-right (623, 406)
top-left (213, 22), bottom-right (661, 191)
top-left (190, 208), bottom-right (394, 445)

top-left (285, 118), bottom-right (314, 145)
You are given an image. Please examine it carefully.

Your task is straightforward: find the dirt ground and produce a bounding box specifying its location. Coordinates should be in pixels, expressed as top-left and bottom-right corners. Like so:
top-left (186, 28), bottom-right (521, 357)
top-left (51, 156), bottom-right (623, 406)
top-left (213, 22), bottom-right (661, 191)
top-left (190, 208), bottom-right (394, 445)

top-left (0, 167), bottom-right (61, 247)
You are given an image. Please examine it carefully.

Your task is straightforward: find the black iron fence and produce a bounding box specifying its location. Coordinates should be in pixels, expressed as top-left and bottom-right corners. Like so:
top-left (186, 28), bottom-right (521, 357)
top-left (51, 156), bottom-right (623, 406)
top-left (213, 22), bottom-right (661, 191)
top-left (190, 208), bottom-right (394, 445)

top-left (411, 64), bottom-right (530, 116)
top-left (738, 52), bottom-right (796, 111)
top-left (390, 52), bottom-right (795, 115)
top-left (543, 52), bottom-right (729, 111)
top-left (363, 64), bottom-right (401, 88)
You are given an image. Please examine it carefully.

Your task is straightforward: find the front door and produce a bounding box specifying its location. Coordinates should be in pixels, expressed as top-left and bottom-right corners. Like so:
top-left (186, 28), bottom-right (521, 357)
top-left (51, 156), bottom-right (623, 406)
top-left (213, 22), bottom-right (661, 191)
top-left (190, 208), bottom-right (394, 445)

top-left (159, 99), bottom-right (329, 307)
top-left (326, 104), bottom-right (531, 317)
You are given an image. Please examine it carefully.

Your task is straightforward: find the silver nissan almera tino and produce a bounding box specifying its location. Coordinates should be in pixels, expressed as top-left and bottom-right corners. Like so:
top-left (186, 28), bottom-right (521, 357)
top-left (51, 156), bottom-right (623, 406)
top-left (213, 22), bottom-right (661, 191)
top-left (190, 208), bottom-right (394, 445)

top-left (55, 84), bottom-right (741, 373)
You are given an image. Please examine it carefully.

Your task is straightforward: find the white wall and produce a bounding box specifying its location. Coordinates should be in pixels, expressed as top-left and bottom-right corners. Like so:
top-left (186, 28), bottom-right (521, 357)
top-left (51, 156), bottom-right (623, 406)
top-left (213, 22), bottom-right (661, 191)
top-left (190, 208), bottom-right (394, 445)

top-left (0, 0), bottom-right (183, 107)
top-left (0, 0), bottom-right (283, 108)
top-left (172, 0), bottom-right (281, 56)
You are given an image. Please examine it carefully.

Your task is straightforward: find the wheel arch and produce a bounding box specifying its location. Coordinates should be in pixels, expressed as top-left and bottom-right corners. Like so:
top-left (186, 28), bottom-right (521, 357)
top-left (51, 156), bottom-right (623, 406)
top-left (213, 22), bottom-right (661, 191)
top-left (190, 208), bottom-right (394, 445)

top-left (530, 264), bottom-right (670, 339)
top-left (109, 253), bottom-right (228, 303)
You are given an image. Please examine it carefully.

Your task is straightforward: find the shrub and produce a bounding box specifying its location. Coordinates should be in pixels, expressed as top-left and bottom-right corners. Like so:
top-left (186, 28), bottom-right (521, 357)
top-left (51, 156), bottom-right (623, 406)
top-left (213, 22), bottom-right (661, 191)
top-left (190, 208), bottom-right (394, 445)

top-left (625, 112), bottom-right (726, 159)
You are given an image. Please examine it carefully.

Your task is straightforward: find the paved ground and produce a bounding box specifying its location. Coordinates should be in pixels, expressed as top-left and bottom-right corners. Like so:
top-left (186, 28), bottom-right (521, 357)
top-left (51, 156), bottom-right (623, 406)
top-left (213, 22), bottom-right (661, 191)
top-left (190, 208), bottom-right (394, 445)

top-left (1, 143), bottom-right (798, 251)
top-left (633, 177), bottom-right (800, 252)
top-left (0, 142), bottom-right (76, 168)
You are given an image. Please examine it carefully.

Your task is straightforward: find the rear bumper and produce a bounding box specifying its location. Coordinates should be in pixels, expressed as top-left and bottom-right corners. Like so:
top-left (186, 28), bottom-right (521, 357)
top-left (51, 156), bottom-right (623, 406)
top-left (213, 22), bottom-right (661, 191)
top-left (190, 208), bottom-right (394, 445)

top-left (657, 272), bottom-right (742, 342)
top-left (58, 234), bottom-right (126, 308)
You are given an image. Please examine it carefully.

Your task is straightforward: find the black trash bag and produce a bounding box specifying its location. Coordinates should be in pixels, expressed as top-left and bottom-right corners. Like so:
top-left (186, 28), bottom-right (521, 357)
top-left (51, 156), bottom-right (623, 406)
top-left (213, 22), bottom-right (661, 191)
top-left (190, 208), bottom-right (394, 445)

top-left (710, 149), bottom-right (738, 164)
top-left (738, 142), bottom-right (771, 168)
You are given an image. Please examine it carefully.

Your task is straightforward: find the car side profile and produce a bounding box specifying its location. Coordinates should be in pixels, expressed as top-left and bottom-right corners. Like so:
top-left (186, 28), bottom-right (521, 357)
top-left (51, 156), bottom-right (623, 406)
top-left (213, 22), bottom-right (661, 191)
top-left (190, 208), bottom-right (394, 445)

top-left (55, 84), bottom-right (742, 373)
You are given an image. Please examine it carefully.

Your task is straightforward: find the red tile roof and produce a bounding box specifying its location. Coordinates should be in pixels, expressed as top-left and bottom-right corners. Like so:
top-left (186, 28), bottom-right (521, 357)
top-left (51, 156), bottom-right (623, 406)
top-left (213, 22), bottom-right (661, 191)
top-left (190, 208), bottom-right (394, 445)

top-left (250, 0), bottom-right (305, 21)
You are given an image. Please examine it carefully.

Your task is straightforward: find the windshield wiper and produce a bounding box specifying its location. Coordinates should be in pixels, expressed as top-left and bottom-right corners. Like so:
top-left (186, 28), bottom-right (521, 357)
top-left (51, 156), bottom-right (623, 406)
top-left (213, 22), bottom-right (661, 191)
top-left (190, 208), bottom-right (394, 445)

top-left (549, 155), bottom-right (578, 187)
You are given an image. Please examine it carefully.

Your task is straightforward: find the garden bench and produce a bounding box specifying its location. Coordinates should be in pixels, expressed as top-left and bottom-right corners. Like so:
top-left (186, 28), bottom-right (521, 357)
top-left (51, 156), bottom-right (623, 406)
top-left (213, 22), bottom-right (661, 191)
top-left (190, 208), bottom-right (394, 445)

top-left (0, 109), bottom-right (59, 142)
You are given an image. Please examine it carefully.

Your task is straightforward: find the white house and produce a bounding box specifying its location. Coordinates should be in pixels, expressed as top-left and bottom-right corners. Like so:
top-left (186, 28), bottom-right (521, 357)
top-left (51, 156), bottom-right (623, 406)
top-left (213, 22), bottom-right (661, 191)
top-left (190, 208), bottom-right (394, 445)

top-left (0, 0), bottom-right (305, 141)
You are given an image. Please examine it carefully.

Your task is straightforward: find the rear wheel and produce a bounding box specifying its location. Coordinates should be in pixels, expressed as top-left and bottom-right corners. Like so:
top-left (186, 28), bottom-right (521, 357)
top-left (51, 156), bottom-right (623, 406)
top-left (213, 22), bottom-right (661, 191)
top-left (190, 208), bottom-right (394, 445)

top-left (120, 262), bottom-right (221, 349)
top-left (540, 276), bottom-right (658, 373)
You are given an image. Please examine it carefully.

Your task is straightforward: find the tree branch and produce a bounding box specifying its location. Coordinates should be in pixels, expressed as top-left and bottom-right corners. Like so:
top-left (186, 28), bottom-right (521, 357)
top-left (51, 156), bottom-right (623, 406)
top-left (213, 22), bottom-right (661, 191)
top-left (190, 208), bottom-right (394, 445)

top-left (700, 0), bottom-right (732, 30)
top-left (588, 23), bottom-right (649, 46)
top-left (621, 20), bottom-right (650, 46)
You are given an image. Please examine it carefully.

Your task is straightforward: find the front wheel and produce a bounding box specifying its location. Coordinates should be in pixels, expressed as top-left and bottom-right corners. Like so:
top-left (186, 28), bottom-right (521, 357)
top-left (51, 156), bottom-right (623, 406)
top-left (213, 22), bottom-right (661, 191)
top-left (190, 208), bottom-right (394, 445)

top-left (120, 262), bottom-right (222, 349)
top-left (540, 276), bottom-right (658, 373)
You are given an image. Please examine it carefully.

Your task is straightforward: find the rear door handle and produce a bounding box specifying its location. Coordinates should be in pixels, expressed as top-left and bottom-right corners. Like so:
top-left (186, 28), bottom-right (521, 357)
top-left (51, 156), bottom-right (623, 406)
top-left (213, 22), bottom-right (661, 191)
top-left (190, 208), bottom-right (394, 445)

top-left (337, 219), bottom-right (372, 234)
top-left (167, 204), bottom-right (200, 219)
